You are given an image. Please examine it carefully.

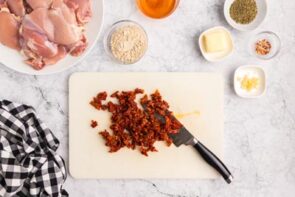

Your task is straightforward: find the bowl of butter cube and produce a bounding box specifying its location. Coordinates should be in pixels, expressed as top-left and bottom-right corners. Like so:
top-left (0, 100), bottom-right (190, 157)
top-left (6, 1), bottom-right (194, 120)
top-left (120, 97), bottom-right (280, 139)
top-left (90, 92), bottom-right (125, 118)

top-left (199, 26), bottom-right (234, 62)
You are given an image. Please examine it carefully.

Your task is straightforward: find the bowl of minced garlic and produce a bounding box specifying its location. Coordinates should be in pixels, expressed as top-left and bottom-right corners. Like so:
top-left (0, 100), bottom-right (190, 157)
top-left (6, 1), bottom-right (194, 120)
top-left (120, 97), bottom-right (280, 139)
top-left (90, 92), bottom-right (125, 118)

top-left (234, 65), bottom-right (266, 98)
top-left (240, 75), bottom-right (260, 92)
top-left (104, 20), bottom-right (148, 64)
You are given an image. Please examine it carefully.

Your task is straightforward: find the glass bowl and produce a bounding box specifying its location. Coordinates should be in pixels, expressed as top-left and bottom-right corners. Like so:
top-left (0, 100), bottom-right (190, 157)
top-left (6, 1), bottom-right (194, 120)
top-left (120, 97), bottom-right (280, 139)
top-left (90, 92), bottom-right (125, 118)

top-left (248, 31), bottom-right (281, 60)
top-left (136, 0), bottom-right (180, 19)
top-left (104, 20), bottom-right (148, 64)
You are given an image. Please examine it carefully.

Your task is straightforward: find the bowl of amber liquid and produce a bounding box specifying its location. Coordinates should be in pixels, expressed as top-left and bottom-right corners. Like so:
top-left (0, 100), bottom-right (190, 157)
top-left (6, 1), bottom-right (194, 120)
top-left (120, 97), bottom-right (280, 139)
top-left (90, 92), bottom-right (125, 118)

top-left (136, 0), bottom-right (180, 19)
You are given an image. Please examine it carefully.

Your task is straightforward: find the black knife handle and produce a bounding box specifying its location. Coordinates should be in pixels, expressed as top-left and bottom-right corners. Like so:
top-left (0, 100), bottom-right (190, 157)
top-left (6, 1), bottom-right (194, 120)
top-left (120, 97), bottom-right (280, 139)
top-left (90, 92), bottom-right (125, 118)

top-left (193, 141), bottom-right (233, 184)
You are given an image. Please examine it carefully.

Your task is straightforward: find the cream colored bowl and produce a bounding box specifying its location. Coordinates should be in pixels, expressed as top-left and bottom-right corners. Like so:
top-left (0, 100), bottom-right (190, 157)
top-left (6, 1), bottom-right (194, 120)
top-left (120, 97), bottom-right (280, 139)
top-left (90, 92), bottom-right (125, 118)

top-left (199, 26), bottom-right (234, 62)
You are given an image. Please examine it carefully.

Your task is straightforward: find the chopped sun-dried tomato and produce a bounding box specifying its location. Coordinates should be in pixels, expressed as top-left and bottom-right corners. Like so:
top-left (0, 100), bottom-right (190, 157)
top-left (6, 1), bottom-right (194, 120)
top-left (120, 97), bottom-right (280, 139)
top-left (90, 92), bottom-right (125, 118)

top-left (90, 92), bottom-right (107, 110)
top-left (90, 120), bottom-right (98, 128)
top-left (90, 89), bottom-right (182, 156)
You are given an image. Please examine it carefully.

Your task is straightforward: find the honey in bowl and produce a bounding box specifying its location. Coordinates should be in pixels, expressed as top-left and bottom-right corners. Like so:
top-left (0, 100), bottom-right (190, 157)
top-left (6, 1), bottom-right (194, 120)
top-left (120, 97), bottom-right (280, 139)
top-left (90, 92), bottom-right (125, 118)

top-left (136, 0), bottom-right (179, 19)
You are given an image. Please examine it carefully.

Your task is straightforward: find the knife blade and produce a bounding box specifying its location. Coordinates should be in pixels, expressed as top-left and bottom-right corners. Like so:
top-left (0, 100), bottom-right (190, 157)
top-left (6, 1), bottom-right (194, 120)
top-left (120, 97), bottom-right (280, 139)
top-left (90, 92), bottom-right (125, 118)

top-left (168, 127), bottom-right (195, 147)
top-left (150, 108), bottom-right (233, 184)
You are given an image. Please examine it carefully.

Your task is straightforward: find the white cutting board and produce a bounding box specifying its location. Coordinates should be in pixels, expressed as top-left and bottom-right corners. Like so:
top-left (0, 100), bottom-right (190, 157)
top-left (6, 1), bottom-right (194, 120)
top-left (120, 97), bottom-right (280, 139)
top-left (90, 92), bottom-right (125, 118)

top-left (69, 72), bottom-right (224, 179)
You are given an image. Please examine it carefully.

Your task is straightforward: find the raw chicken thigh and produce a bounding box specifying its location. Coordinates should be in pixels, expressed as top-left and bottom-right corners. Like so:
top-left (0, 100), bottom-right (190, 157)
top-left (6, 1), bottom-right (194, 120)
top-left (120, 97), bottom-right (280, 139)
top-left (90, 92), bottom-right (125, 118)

top-left (0, 9), bottom-right (20, 50)
top-left (65, 0), bottom-right (92, 24)
top-left (0, 0), bottom-right (92, 70)
top-left (26, 0), bottom-right (53, 9)
top-left (7, 0), bottom-right (25, 17)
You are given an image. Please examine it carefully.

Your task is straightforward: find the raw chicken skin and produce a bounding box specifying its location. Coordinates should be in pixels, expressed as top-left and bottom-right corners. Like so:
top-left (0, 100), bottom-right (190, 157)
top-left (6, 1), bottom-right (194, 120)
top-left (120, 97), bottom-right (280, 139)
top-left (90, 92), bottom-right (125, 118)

top-left (23, 6), bottom-right (81, 46)
top-left (43, 45), bottom-right (66, 65)
top-left (50, 0), bottom-right (82, 45)
top-left (0, 10), bottom-right (20, 50)
top-left (26, 0), bottom-right (53, 9)
top-left (7, 0), bottom-right (25, 17)
top-left (22, 10), bottom-right (59, 58)
top-left (65, 0), bottom-right (92, 24)
top-left (24, 45), bottom-right (67, 69)
top-left (0, 0), bottom-right (6, 9)
top-left (20, 1), bottom-right (85, 69)
top-left (70, 34), bottom-right (87, 56)
top-left (21, 8), bottom-right (64, 69)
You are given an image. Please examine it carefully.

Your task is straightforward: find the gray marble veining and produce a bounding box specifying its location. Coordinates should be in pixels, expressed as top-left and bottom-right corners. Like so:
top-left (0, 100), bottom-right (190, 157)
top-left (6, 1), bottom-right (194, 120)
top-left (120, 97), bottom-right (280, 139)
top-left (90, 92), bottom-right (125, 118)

top-left (0, 0), bottom-right (295, 196)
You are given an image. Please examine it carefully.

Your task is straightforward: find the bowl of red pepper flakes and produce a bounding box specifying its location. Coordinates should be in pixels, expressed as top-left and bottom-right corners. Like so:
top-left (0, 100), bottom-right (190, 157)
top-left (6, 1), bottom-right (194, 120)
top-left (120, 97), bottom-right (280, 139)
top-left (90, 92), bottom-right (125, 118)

top-left (90, 88), bottom-right (182, 156)
top-left (249, 31), bottom-right (281, 60)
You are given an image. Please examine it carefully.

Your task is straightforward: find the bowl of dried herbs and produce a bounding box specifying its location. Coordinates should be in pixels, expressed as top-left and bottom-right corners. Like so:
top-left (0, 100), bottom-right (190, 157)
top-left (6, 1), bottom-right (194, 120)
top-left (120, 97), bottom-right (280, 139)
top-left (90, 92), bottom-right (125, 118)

top-left (224, 0), bottom-right (267, 31)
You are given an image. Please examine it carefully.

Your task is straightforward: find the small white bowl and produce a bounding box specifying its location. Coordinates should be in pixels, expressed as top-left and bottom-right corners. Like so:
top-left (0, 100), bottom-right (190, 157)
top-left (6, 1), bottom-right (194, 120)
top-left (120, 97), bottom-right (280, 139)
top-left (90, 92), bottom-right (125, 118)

top-left (224, 0), bottom-right (267, 32)
top-left (234, 65), bottom-right (266, 98)
top-left (198, 26), bottom-right (234, 62)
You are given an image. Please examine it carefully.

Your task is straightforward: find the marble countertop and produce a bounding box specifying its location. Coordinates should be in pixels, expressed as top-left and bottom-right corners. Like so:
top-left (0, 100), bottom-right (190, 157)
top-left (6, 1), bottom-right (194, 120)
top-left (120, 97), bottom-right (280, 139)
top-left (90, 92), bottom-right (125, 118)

top-left (1, 0), bottom-right (295, 196)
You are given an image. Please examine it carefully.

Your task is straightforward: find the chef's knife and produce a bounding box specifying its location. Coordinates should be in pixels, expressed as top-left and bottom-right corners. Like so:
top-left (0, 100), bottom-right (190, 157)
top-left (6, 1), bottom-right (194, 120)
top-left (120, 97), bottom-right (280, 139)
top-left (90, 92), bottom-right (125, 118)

top-left (152, 111), bottom-right (233, 184)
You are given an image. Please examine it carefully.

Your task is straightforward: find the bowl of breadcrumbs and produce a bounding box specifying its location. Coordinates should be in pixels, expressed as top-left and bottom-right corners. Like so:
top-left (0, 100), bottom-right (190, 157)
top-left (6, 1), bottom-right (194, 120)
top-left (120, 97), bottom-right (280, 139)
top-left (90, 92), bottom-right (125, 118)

top-left (104, 20), bottom-right (148, 64)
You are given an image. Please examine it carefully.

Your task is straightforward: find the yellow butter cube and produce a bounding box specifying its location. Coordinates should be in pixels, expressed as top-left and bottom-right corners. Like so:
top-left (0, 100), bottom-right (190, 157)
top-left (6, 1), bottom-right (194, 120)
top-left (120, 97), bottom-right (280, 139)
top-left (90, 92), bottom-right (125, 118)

top-left (203, 31), bottom-right (228, 53)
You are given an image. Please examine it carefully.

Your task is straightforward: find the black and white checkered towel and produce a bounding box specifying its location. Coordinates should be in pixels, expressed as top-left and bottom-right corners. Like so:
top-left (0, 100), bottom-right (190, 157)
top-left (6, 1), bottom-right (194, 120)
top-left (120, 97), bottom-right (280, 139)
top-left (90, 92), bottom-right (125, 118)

top-left (0, 100), bottom-right (68, 197)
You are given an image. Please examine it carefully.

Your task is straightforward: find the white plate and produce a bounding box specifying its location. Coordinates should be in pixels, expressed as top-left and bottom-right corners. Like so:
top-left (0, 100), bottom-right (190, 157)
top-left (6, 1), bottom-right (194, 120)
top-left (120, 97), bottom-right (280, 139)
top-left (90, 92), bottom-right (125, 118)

top-left (234, 65), bottom-right (266, 98)
top-left (199, 26), bottom-right (234, 62)
top-left (224, 0), bottom-right (267, 32)
top-left (0, 0), bottom-right (104, 75)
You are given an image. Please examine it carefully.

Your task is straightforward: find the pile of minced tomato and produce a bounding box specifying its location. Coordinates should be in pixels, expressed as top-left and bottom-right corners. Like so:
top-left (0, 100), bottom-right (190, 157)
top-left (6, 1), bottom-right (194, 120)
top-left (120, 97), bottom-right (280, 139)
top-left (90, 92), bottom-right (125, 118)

top-left (90, 88), bottom-right (181, 156)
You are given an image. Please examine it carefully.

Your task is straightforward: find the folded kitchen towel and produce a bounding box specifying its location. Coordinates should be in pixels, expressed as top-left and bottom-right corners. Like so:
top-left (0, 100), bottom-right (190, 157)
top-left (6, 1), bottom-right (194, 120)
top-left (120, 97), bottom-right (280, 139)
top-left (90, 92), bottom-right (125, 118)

top-left (0, 100), bottom-right (68, 197)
